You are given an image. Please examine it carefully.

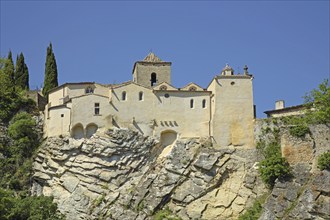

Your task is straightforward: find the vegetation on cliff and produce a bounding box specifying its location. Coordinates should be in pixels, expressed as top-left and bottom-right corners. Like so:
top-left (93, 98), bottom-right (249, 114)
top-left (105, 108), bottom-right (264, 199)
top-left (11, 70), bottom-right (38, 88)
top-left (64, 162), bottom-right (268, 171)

top-left (318, 152), bottom-right (330, 171)
top-left (0, 57), bottom-right (63, 219)
top-left (285, 79), bottom-right (329, 138)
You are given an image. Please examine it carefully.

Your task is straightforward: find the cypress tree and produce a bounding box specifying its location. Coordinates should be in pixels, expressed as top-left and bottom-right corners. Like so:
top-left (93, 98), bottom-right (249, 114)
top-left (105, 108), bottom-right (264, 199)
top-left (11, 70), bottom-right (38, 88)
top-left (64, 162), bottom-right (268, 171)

top-left (14, 53), bottom-right (29, 90)
top-left (1, 51), bottom-right (15, 91)
top-left (42, 43), bottom-right (58, 97)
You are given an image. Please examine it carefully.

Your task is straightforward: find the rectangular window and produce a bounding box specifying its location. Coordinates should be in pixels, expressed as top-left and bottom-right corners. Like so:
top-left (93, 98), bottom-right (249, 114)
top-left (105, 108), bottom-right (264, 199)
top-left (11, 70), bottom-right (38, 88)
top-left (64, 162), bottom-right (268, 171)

top-left (94, 103), bottom-right (100, 115)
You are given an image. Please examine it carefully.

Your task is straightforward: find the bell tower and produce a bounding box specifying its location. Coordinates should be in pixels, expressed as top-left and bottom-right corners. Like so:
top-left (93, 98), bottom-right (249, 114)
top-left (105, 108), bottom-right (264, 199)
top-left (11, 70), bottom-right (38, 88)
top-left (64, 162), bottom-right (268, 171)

top-left (132, 52), bottom-right (172, 88)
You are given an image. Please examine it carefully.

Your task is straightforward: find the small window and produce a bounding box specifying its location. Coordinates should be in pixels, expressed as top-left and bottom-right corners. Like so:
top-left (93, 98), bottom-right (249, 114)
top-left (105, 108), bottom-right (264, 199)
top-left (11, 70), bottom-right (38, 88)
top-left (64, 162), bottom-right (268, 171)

top-left (164, 93), bottom-right (170, 98)
top-left (95, 103), bottom-right (100, 115)
top-left (189, 86), bottom-right (197, 91)
top-left (139, 91), bottom-right (143, 101)
top-left (202, 99), bottom-right (206, 109)
top-left (122, 91), bottom-right (127, 101)
top-left (160, 85), bottom-right (167, 90)
top-left (190, 99), bottom-right (194, 108)
top-left (86, 87), bottom-right (94, 94)
top-left (231, 81), bottom-right (235, 85)
top-left (61, 114), bottom-right (64, 117)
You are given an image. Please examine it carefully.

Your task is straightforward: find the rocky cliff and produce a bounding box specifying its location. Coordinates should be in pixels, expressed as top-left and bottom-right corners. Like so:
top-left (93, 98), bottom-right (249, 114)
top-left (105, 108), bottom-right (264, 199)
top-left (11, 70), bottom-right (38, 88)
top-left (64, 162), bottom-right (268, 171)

top-left (257, 123), bottom-right (330, 220)
top-left (32, 129), bottom-right (266, 219)
top-left (31, 122), bottom-right (330, 220)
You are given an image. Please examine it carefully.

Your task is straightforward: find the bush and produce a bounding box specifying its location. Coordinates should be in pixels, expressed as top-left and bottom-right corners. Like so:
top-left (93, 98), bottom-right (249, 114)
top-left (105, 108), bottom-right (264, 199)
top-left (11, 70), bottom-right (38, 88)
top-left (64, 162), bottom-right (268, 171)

top-left (289, 124), bottom-right (310, 138)
top-left (0, 187), bottom-right (64, 220)
top-left (153, 207), bottom-right (181, 220)
top-left (0, 112), bottom-right (39, 190)
top-left (238, 200), bottom-right (262, 220)
top-left (8, 112), bottom-right (39, 158)
top-left (0, 91), bottom-right (36, 123)
top-left (258, 143), bottom-right (291, 187)
top-left (317, 152), bottom-right (330, 170)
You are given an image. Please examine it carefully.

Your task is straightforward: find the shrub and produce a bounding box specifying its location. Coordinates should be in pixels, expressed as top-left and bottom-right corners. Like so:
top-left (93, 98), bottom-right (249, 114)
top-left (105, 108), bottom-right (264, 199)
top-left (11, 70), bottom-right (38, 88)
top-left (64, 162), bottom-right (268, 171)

top-left (153, 207), bottom-right (181, 220)
top-left (8, 112), bottom-right (39, 158)
top-left (259, 155), bottom-right (291, 187)
top-left (0, 188), bottom-right (65, 220)
top-left (238, 200), bottom-right (262, 220)
top-left (0, 91), bottom-right (36, 123)
top-left (289, 124), bottom-right (310, 138)
top-left (317, 152), bottom-right (330, 170)
top-left (258, 142), bottom-right (291, 188)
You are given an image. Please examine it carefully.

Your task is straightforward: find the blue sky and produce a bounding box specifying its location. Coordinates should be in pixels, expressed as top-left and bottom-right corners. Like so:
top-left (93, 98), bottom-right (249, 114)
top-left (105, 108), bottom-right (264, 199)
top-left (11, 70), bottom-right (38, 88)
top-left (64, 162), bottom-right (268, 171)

top-left (1, 1), bottom-right (329, 118)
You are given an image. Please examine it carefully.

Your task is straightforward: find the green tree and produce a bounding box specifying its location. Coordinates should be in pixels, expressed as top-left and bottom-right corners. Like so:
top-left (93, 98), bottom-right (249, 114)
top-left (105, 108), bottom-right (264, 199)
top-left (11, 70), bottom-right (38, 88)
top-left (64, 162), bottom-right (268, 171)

top-left (14, 53), bottom-right (29, 90)
top-left (304, 79), bottom-right (330, 124)
top-left (0, 188), bottom-right (65, 220)
top-left (2, 51), bottom-right (15, 91)
top-left (42, 43), bottom-right (58, 98)
top-left (0, 58), bottom-right (11, 93)
top-left (8, 112), bottom-right (39, 159)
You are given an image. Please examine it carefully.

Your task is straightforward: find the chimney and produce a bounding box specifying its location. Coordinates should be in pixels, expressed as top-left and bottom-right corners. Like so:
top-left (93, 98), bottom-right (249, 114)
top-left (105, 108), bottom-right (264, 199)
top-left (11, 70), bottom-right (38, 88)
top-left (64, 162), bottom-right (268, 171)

top-left (275, 100), bottom-right (285, 110)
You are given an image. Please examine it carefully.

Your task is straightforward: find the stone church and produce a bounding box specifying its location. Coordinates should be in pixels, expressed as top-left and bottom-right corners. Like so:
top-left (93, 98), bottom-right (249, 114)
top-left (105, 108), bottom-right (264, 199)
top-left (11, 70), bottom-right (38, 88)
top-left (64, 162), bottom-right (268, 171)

top-left (44, 53), bottom-right (255, 147)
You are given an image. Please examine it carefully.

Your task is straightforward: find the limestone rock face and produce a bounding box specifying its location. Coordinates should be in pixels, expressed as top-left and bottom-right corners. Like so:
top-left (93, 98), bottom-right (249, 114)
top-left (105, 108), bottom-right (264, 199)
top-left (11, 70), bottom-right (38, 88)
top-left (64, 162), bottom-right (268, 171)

top-left (260, 165), bottom-right (330, 220)
top-left (255, 121), bottom-right (330, 220)
top-left (32, 129), bottom-right (266, 219)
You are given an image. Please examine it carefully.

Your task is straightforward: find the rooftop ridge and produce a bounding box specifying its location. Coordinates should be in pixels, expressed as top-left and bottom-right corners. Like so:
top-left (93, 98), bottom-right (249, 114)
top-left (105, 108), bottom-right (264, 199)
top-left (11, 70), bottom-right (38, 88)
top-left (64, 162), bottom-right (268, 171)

top-left (143, 52), bottom-right (163, 62)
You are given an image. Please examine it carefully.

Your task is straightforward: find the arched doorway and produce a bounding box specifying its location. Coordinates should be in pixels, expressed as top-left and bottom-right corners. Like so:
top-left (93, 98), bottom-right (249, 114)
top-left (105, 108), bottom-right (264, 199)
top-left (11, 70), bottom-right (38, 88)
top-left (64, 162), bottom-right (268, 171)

top-left (160, 130), bottom-right (177, 147)
top-left (71, 123), bottom-right (84, 139)
top-left (86, 123), bottom-right (98, 138)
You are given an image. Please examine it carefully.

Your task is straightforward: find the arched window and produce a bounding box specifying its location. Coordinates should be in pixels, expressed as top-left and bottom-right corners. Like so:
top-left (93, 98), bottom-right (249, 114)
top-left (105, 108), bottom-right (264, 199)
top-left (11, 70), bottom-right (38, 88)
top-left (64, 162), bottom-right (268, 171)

top-left (85, 87), bottom-right (94, 94)
top-left (190, 99), bottom-right (194, 109)
top-left (122, 91), bottom-right (127, 101)
top-left (139, 91), bottom-right (143, 101)
top-left (202, 99), bottom-right (206, 109)
top-left (151, 72), bottom-right (157, 86)
top-left (160, 85), bottom-right (167, 90)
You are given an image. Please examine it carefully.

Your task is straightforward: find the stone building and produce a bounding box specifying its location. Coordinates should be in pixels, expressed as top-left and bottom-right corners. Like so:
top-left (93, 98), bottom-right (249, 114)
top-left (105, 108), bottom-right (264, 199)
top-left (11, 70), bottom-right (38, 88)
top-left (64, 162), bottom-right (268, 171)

top-left (264, 100), bottom-right (305, 118)
top-left (44, 53), bottom-right (255, 147)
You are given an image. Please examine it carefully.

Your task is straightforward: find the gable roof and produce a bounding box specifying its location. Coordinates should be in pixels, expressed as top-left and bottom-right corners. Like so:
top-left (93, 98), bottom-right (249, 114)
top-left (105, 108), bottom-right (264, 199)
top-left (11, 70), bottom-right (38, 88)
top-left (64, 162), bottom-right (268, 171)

top-left (181, 82), bottom-right (204, 91)
top-left (153, 82), bottom-right (177, 91)
top-left (111, 81), bottom-right (152, 90)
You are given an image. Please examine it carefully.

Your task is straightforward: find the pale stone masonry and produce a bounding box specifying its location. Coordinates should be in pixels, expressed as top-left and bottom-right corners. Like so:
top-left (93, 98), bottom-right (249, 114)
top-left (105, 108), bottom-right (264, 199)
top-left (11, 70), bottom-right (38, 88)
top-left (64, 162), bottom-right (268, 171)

top-left (44, 53), bottom-right (255, 147)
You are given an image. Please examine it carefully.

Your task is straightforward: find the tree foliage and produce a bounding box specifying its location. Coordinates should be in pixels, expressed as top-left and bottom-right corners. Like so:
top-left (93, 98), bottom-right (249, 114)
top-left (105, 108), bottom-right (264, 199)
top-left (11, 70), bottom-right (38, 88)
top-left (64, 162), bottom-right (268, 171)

top-left (2, 52), bottom-right (15, 92)
top-left (43, 43), bottom-right (58, 98)
top-left (258, 142), bottom-right (291, 188)
top-left (0, 90), bottom-right (36, 123)
top-left (282, 79), bottom-right (329, 138)
top-left (304, 79), bottom-right (330, 124)
top-left (8, 112), bottom-right (39, 158)
top-left (0, 188), bottom-right (64, 220)
top-left (14, 53), bottom-right (29, 90)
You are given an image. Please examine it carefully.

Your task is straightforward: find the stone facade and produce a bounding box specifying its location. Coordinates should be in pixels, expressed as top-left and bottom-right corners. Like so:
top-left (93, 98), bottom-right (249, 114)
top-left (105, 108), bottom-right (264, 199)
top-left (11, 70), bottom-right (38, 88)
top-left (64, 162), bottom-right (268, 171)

top-left (44, 53), bottom-right (255, 147)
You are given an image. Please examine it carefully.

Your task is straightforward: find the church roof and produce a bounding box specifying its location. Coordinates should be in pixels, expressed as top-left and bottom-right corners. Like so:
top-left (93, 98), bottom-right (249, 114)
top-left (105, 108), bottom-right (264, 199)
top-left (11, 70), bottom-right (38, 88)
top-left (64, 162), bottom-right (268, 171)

top-left (143, 52), bottom-right (164, 62)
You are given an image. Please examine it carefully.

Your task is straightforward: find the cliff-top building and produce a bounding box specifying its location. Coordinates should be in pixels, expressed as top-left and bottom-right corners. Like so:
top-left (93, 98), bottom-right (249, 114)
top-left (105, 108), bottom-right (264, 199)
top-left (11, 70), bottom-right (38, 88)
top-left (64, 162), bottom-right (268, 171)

top-left (44, 53), bottom-right (255, 147)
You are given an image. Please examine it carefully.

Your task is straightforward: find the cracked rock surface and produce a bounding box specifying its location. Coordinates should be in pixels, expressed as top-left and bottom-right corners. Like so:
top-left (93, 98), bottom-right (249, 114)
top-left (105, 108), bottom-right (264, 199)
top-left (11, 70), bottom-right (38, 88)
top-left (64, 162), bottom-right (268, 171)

top-left (32, 128), bottom-right (266, 219)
